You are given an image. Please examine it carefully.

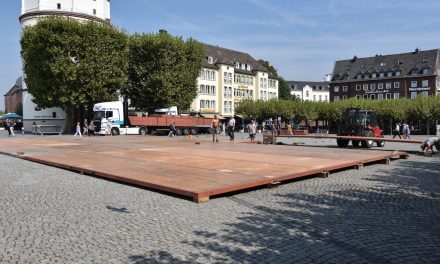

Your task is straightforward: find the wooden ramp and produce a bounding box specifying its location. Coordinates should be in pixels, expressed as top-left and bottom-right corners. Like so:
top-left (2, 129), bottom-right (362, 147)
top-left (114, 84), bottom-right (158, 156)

top-left (0, 136), bottom-right (406, 202)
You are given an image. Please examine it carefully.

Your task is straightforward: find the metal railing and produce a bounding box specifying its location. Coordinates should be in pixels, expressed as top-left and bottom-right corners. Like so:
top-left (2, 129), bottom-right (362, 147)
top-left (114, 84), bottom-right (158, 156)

top-left (32, 125), bottom-right (63, 135)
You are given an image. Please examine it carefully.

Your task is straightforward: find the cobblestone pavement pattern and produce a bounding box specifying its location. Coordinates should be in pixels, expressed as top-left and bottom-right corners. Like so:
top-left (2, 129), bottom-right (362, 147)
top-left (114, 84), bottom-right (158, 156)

top-left (0, 133), bottom-right (439, 263)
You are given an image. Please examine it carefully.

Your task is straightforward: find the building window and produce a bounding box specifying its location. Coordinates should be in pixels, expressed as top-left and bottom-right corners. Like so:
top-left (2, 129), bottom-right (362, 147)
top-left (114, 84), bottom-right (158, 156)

top-left (334, 86), bottom-right (339, 92)
top-left (342, 95), bottom-right (347, 100)
top-left (370, 84), bottom-right (376, 90)
top-left (342, 86), bottom-right (348, 92)
top-left (313, 95), bottom-right (316, 100)
top-left (356, 95), bottom-right (361, 100)
top-left (325, 95), bottom-right (328, 101)
top-left (386, 83), bottom-right (391, 89)
top-left (207, 57), bottom-right (213, 64)
top-left (224, 72), bottom-right (228, 83)
top-left (372, 73), bottom-right (377, 78)
top-left (422, 80), bottom-right (429, 87)
top-left (411, 68), bottom-right (418, 75)
top-left (306, 91), bottom-right (309, 97)
top-left (411, 81), bottom-right (417, 88)
top-left (386, 93), bottom-right (392, 99)
top-left (377, 93), bottom-right (384, 100)
top-left (370, 94), bottom-right (376, 100)
top-left (422, 91), bottom-right (429, 96)
top-left (57, 3), bottom-right (61, 9)
top-left (378, 83), bottom-right (383, 89)
top-left (363, 94), bottom-right (368, 99)
top-left (357, 74), bottom-right (362, 79)
top-left (363, 84), bottom-right (368, 90)
top-left (380, 62), bottom-right (386, 67)
top-left (356, 85), bottom-right (361, 91)
top-left (93, 9), bottom-right (96, 15)
top-left (395, 71), bottom-right (401, 77)
top-left (334, 96), bottom-right (340, 101)
top-left (411, 92), bottom-right (417, 99)
top-left (394, 82), bottom-right (400, 88)
top-left (387, 72), bottom-right (393, 77)
top-left (422, 68), bottom-right (429, 74)
top-left (319, 95), bottom-right (322, 101)
top-left (394, 93), bottom-right (400, 99)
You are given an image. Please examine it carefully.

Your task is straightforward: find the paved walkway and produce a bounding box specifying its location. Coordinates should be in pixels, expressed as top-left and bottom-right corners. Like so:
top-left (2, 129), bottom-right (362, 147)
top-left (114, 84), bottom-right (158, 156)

top-left (0, 133), bottom-right (439, 263)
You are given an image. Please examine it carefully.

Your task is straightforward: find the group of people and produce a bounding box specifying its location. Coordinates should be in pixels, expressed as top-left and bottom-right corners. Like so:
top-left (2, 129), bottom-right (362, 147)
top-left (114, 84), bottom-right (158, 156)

top-left (74, 119), bottom-right (97, 138)
top-left (393, 122), bottom-right (411, 139)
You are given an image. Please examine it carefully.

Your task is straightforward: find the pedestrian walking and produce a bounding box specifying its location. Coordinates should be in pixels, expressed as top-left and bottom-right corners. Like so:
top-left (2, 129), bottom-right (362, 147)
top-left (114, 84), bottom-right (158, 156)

top-left (227, 116), bottom-right (235, 141)
top-left (211, 115), bottom-right (220, 143)
top-left (8, 119), bottom-right (15, 137)
top-left (74, 122), bottom-right (82, 137)
top-left (392, 123), bottom-right (401, 139)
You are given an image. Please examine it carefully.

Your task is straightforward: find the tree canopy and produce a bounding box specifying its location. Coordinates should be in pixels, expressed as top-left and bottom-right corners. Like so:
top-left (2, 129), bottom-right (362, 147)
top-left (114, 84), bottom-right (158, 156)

top-left (21, 17), bottom-right (129, 110)
top-left (124, 31), bottom-right (205, 112)
top-left (235, 95), bottom-right (440, 125)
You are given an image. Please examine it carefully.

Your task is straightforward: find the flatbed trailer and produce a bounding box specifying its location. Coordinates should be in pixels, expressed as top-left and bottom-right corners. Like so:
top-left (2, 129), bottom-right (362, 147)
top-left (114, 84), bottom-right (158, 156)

top-left (277, 135), bottom-right (423, 144)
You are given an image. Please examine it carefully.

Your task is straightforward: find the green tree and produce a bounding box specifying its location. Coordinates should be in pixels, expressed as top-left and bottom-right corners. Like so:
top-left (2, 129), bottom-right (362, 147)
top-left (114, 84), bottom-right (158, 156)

top-left (278, 77), bottom-right (294, 100)
top-left (125, 31), bottom-right (204, 112)
top-left (21, 17), bottom-right (128, 130)
top-left (257, 59), bottom-right (278, 77)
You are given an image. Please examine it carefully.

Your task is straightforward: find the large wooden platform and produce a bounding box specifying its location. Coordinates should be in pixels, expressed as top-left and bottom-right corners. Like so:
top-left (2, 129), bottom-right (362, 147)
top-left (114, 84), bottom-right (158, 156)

top-left (0, 135), bottom-right (406, 202)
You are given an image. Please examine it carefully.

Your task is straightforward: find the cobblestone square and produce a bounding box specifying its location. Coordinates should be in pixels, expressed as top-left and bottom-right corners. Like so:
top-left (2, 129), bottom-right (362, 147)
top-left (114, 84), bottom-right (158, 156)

top-left (0, 133), bottom-right (439, 263)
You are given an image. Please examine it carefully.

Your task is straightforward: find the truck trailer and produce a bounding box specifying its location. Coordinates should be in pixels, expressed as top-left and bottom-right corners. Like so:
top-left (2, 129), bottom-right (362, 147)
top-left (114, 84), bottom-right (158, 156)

top-left (92, 101), bottom-right (214, 136)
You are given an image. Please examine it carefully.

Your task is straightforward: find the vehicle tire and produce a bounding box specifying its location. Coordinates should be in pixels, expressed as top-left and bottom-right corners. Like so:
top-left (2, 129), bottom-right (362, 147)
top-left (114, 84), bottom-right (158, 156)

top-left (376, 136), bottom-right (385, 147)
top-left (352, 140), bottom-right (360, 147)
top-left (139, 127), bottom-right (148, 135)
top-left (175, 128), bottom-right (183, 136)
top-left (361, 130), bottom-right (374, 148)
top-left (190, 128), bottom-right (198, 135)
top-left (111, 127), bottom-right (120, 136)
top-left (337, 139), bottom-right (349, 147)
top-left (183, 128), bottom-right (190, 135)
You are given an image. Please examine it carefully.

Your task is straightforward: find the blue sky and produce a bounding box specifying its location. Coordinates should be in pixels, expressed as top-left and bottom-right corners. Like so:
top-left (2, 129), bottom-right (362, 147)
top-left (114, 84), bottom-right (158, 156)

top-left (1, 0), bottom-right (440, 111)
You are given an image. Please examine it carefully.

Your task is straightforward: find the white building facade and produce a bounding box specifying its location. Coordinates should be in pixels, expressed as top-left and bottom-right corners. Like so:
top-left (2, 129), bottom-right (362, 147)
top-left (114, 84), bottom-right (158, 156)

top-left (192, 44), bottom-right (279, 116)
top-left (287, 81), bottom-right (330, 102)
top-left (19, 0), bottom-right (110, 131)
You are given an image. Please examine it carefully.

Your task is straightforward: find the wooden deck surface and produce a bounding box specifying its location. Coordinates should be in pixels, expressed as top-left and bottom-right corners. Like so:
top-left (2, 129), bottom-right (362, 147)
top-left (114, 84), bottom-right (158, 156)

top-left (0, 135), bottom-right (406, 202)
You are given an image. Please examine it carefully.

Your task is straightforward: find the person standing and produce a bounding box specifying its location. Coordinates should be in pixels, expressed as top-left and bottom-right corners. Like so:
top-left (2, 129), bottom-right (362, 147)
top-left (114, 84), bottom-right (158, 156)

top-left (248, 120), bottom-right (257, 141)
top-left (74, 122), bottom-right (82, 137)
top-left (83, 119), bottom-right (88, 136)
top-left (287, 122), bottom-right (292, 136)
top-left (168, 122), bottom-right (176, 137)
top-left (88, 120), bottom-right (95, 136)
top-left (227, 116), bottom-right (235, 141)
top-left (211, 115), bottom-right (220, 143)
top-left (404, 123), bottom-right (410, 140)
top-left (5, 119), bottom-right (11, 136)
top-left (392, 123), bottom-right (401, 139)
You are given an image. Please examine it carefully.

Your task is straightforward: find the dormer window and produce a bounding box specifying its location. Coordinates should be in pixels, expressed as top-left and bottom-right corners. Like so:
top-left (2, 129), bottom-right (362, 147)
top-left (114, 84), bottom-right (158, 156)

top-left (379, 72), bottom-right (385, 78)
top-left (357, 74), bottom-right (362, 79)
top-left (57, 3), bottom-right (61, 9)
top-left (422, 68), bottom-right (429, 74)
top-left (371, 73), bottom-right (377, 78)
top-left (207, 56), bottom-right (213, 64)
top-left (246, 65), bottom-right (251, 71)
top-left (241, 63), bottom-right (245, 70)
top-left (422, 58), bottom-right (428, 63)
top-left (395, 71), bottom-right (401, 77)
top-left (387, 71), bottom-right (393, 77)
top-left (380, 62), bottom-right (386, 67)
top-left (235, 62), bottom-right (240, 69)
top-left (411, 68), bottom-right (418, 75)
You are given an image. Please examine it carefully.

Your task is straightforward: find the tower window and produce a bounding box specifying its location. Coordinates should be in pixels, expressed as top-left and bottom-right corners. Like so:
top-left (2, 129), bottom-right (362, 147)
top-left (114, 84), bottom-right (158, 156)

top-left (57, 3), bottom-right (61, 9)
top-left (93, 9), bottom-right (96, 15)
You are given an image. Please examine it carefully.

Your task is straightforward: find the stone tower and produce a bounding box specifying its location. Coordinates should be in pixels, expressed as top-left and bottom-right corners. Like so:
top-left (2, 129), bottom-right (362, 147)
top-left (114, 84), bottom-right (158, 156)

top-left (19, 0), bottom-right (111, 132)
